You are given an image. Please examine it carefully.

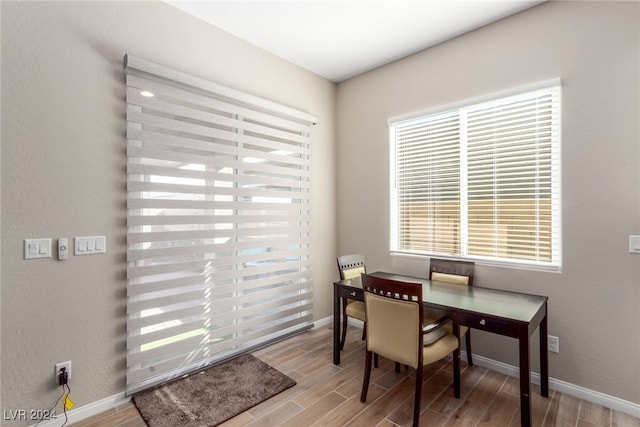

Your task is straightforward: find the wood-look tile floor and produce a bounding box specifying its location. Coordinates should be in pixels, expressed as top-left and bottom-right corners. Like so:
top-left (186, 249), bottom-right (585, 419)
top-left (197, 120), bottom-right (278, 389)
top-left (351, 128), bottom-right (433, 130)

top-left (73, 325), bottom-right (640, 427)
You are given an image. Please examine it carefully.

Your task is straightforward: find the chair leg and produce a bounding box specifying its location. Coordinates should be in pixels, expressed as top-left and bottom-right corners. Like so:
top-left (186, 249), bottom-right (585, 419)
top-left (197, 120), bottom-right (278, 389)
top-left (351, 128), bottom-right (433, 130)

top-left (465, 330), bottom-right (473, 366)
top-left (340, 299), bottom-right (348, 350)
top-left (361, 322), bottom-right (366, 341)
top-left (360, 350), bottom-right (373, 402)
top-left (413, 364), bottom-right (423, 427)
top-left (453, 348), bottom-right (461, 399)
top-left (392, 361), bottom-right (408, 373)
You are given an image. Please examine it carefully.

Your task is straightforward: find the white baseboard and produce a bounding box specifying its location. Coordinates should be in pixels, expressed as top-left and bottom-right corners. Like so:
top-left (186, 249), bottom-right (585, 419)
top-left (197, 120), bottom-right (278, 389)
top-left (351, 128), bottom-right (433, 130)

top-left (36, 317), bottom-right (639, 426)
top-left (32, 392), bottom-right (130, 427)
top-left (317, 314), bottom-right (640, 419)
top-left (311, 315), bottom-right (334, 328)
top-left (471, 353), bottom-right (640, 419)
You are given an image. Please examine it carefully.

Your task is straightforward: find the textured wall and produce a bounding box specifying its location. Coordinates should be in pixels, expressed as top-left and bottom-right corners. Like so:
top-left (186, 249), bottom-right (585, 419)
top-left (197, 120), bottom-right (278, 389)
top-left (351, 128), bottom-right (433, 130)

top-left (336, 1), bottom-right (640, 404)
top-left (0, 1), bottom-right (337, 423)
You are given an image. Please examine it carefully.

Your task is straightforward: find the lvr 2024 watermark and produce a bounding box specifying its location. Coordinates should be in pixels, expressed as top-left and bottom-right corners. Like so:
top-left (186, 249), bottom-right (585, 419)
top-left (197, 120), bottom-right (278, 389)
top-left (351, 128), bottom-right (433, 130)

top-left (3, 409), bottom-right (57, 421)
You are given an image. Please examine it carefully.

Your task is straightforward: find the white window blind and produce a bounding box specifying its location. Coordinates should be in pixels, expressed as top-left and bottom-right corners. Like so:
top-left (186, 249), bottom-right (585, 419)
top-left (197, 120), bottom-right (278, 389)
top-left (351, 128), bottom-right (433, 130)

top-left (391, 83), bottom-right (561, 268)
top-left (124, 55), bottom-right (317, 395)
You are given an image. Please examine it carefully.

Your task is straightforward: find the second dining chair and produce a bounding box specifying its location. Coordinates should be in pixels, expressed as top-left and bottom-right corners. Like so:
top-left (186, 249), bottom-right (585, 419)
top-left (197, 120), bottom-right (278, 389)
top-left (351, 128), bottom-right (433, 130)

top-left (336, 254), bottom-right (367, 350)
top-left (427, 257), bottom-right (476, 365)
top-left (360, 273), bottom-right (460, 427)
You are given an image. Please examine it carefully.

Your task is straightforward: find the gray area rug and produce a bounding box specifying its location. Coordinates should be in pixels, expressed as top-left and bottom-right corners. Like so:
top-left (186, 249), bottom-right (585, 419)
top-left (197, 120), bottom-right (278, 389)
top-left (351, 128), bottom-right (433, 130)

top-left (133, 354), bottom-right (296, 427)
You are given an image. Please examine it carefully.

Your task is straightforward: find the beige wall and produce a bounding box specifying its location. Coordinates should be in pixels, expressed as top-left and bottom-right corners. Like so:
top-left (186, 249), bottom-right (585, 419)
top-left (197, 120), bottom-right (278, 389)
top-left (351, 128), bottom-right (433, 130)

top-left (2, 0), bottom-right (639, 421)
top-left (337, 1), bottom-right (640, 404)
top-left (0, 0), bottom-right (337, 420)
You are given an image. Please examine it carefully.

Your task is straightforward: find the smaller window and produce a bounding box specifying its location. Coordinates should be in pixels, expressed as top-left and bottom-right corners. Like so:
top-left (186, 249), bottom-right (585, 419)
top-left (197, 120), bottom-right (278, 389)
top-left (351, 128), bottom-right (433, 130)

top-left (390, 82), bottom-right (561, 269)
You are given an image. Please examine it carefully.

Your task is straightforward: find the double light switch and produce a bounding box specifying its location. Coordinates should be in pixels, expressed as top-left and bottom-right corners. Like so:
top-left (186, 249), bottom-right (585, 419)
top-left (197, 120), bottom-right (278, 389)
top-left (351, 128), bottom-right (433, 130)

top-left (24, 238), bottom-right (52, 259)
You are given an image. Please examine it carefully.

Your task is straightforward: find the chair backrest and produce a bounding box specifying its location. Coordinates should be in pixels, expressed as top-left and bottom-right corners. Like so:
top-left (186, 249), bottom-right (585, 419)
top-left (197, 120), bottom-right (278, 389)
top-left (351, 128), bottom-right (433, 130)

top-left (428, 258), bottom-right (475, 286)
top-left (361, 273), bottom-right (423, 369)
top-left (337, 254), bottom-right (366, 280)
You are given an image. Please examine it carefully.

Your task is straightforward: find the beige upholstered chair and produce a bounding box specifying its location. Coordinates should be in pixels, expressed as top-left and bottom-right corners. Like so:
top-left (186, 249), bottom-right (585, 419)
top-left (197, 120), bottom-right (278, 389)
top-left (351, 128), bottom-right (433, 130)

top-left (336, 254), bottom-right (367, 350)
top-left (427, 257), bottom-right (476, 366)
top-left (360, 273), bottom-right (460, 427)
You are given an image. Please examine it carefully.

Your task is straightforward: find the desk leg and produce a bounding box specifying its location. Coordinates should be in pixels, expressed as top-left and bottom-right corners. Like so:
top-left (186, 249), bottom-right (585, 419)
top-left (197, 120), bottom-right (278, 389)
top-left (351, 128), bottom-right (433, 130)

top-left (540, 312), bottom-right (549, 397)
top-left (452, 322), bottom-right (460, 398)
top-left (333, 284), bottom-right (341, 365)
top-left (519, 336), bottom-right (532, 427)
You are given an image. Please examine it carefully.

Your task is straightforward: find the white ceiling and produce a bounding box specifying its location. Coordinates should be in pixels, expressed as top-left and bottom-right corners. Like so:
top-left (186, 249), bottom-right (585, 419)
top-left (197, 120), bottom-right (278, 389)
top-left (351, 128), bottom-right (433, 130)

top-left (167, 0), bottom-right (544, 82)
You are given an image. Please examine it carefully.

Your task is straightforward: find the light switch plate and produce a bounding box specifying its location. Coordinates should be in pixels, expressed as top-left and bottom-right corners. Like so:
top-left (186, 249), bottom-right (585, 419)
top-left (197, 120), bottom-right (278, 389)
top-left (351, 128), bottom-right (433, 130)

top-left (24, 238), bottom-right (52, 259)
top-left (74, 236), bottom-right (106, 255)
top-left (629, 235), bottom-right (640, 254)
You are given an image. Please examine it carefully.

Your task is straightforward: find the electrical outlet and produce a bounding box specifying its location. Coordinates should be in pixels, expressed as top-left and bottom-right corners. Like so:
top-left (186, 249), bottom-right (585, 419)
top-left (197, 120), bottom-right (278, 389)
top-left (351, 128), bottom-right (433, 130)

top-left (55, 361), bottom-right (71, 385)
top-left (548, 335), bottom-right (559, 353)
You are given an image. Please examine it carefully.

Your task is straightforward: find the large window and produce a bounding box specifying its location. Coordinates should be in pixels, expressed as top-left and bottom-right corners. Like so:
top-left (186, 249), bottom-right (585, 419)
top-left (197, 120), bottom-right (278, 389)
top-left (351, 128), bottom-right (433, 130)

top-left (125, 55), bottom-right (317, 394)
top-left (390, 82), bottom-right (561, 269)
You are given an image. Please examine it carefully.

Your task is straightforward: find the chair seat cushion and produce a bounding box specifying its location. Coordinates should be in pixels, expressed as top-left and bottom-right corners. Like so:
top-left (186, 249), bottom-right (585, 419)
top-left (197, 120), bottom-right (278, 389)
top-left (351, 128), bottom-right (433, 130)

top-left (345, 300), bottom-right (366, 321)
top-left (422, 333), bottom-right (459, 365)
top-left (423, 325), bottom-right (446, 345)
top-left (444, 323), bottom-right (469, 337)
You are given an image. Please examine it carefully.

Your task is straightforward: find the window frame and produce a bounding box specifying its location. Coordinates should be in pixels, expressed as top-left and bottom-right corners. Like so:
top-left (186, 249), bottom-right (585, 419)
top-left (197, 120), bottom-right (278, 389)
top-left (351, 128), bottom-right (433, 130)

top-left (389, 80), bottom-right (562, 271)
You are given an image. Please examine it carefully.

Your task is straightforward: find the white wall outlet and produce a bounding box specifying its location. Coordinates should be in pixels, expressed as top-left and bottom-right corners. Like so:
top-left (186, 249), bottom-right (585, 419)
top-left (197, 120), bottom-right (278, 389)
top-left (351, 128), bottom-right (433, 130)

top-left (548, 335), bottom-right (559, 353)
top-left (55, 361), bottom-right (71, 385)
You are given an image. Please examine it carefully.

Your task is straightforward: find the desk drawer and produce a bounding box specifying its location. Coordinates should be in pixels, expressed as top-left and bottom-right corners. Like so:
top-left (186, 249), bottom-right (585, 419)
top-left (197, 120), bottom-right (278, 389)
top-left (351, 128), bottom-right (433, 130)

top-left (457, 313), bottom-right (511, 335)
top-left (338, 287), bottom-right (363, 301)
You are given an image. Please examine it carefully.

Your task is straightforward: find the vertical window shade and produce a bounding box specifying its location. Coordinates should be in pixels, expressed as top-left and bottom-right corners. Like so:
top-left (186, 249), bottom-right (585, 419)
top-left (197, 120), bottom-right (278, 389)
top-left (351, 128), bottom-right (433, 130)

top-left (124, 55), bottom-right (317, 395)
top-left (391, 83), bottom-right (561, 268)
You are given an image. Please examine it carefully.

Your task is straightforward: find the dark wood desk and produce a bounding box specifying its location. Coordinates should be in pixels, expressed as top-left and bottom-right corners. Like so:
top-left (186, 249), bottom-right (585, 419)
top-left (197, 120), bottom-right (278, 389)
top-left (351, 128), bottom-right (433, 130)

top-left (333, 271), bottom-right (549, 427)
